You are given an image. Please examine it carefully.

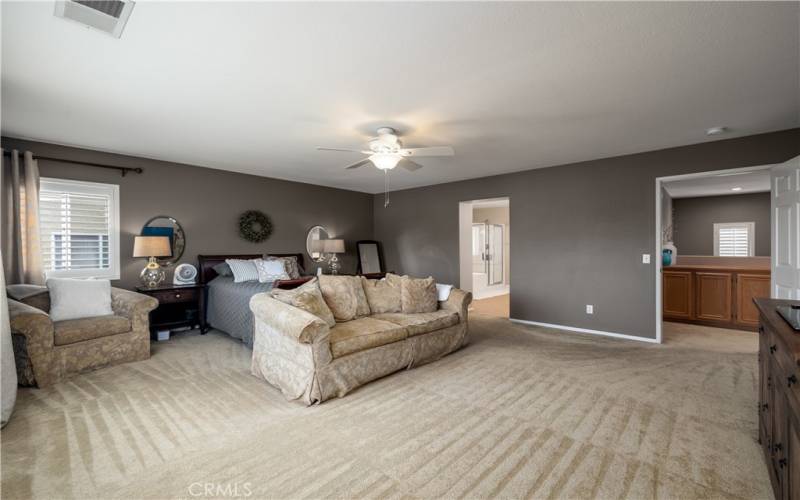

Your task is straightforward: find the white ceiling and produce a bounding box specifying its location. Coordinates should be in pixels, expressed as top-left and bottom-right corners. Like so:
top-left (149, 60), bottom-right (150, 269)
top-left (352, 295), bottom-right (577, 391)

top-left (2, 2), bottom-right (798, 194)
top-left (664, 168), bottom-right (771, 199)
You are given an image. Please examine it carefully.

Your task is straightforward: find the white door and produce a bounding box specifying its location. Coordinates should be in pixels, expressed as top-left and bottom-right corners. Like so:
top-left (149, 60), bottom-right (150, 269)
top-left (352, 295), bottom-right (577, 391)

top-left (772, 155), bottom-right (800, 299)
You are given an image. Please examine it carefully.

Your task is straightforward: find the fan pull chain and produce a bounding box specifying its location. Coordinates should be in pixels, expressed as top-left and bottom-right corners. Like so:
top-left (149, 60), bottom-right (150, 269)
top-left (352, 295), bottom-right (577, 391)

top-left (384, 170), bottom-right (390, 207)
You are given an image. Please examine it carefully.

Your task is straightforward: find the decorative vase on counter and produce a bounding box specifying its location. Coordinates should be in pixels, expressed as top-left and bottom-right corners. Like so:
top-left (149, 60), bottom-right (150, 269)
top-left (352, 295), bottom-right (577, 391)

top-left (662, 242), bottom-right (677, 266)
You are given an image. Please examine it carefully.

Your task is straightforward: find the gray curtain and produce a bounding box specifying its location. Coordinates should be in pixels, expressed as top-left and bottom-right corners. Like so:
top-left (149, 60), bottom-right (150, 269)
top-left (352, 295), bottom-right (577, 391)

top-left (1, 150), bottom-right (43, 285)
top-left (1, 251), bottom-right (18, 427)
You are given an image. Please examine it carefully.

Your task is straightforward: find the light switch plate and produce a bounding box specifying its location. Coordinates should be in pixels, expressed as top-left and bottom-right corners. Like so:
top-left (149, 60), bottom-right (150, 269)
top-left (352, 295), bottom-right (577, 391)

top-left (586, 305), bottom-right (594, 314)
top-left (642, 254), bottom-right (651, 264)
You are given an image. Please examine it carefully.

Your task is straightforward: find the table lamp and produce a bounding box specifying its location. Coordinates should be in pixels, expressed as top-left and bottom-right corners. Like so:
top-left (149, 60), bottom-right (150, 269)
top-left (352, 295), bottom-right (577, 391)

top-left (133, 236), bottom-right (172, 288)
top-left (323, 239), bottom-right (345, 275)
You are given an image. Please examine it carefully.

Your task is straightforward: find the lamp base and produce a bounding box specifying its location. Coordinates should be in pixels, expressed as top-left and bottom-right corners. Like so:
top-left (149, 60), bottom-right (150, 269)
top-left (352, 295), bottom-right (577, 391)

top-left (328, 254), bottom-right (340, 275)
top-left (140, 257), bottom-right (166, 288)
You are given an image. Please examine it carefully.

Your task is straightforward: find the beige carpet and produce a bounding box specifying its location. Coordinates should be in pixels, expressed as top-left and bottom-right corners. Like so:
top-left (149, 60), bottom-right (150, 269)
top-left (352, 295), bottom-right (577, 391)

top-left (1, 315), bottom-right (769, 499)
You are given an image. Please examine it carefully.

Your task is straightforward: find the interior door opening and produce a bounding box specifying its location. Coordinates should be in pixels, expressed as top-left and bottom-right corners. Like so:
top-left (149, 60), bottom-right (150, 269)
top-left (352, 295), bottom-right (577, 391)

top-left (655, 163), bottom-right (785, 348)
top-left (459, 197), bottom-right (510, 318)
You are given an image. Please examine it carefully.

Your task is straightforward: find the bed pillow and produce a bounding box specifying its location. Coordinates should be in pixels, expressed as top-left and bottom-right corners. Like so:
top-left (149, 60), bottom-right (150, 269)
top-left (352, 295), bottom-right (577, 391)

top-left (401, 275), bottom-right (438, 313)
top-left (46, 278), bottom-right (113, 322)
top-left (254, 258), bottom-right (290, 283)
top-left (212, 262), bottom-right (233, 277)
top-left (271, 278), bottom-right (335, 327)
top-left (360, 274), bottom-right (402, 314)
top-left (265, 255), bottom-right (303, 279)
top-left (318, 275), bottom-right (371, 321)
top-left (226, 259), bottom-right (260, 283)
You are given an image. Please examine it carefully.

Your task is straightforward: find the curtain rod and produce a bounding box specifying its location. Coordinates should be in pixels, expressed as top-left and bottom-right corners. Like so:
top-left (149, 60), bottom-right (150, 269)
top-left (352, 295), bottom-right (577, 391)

top-left (2, 151), bottom-right (143, 177)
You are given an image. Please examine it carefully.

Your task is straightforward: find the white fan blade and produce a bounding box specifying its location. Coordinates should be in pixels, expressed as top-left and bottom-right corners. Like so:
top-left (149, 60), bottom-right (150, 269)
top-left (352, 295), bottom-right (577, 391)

top-left (345, 158), bottom-right (372, 170)
top-left (317, 147), bottom-right (365, 153)
top-left (400, 146), bottom-right (455, 157)
top-left (399, 159), bottom-right (423, 172)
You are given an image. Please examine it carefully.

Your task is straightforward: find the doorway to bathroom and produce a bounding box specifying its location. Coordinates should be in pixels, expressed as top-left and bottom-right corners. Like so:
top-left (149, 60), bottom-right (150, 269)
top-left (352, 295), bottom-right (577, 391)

top-left (458, 197), bottom-right (510, 318)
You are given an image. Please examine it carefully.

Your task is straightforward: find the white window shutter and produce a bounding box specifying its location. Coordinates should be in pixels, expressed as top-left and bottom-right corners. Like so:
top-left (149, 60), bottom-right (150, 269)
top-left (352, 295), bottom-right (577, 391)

top-left (714, 222), bottom-right (755, 257)
top-left (39, 178), bottom-right (120, 279)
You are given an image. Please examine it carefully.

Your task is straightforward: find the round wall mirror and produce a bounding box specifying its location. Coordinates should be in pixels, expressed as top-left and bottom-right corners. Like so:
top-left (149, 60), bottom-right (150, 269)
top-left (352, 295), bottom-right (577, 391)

top-left (141, 216), bottom-right (185, 267)
top-left (306, 225), bottom-right (330, 263)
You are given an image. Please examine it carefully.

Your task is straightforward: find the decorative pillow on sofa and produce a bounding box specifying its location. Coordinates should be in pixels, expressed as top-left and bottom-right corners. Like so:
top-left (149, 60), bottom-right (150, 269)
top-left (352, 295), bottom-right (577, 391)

top-left (318, 275), bottom-right (370, 321)
top-left (254, 258), bottom-right (290, 283)
top-left (271, 278), bottom-right (335, 327)
top-left (226, 259), bottom-right (260, 283)
top-left (400, 275), bottom-right (438, 313)
top-left (264, 255), bottom-right (303, 279)
top-left (360, 274), bottom-right (401, 314)
top-left (46, 278), bottom-right (113, 322)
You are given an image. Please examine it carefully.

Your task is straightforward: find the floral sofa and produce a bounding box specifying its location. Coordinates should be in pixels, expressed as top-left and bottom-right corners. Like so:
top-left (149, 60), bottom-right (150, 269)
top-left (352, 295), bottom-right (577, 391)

top-left (249, 274), bottom-right (472, 405)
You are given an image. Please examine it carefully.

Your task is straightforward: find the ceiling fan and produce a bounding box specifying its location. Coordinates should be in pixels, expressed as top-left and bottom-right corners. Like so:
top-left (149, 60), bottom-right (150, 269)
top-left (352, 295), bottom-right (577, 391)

top-left (317, 127), bottom-right (455, 172)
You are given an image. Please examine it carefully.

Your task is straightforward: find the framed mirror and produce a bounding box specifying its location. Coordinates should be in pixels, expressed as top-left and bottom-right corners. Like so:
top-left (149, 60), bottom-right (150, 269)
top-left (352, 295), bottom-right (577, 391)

top-left (357, 240), bottom-right (384, 274)
top-left (141, 216), bottom-right (185, 267)
top-left (306, 225), bottom-right (330, 263)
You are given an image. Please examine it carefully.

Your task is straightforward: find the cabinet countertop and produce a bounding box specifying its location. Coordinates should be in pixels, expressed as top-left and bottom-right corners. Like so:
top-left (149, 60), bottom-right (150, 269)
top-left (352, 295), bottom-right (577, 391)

top-left (665, 264), bottom-right (770, 272)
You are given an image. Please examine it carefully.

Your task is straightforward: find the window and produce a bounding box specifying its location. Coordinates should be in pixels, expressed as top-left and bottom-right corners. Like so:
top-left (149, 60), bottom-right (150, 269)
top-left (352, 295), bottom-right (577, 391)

top-left (714, 222), bottom-right (755, 257)
top-left (39, 178), bottom-right (120, 279)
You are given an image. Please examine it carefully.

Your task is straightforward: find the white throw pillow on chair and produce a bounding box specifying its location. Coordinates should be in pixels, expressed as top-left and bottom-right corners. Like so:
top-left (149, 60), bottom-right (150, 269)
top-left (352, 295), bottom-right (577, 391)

top-left (46, 278), bottom-right (113, 322)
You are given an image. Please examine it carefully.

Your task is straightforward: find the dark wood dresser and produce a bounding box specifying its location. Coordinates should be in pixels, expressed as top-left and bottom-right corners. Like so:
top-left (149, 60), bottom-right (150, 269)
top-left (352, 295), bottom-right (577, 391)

top-left (756, 298), bottom-right (800, 499)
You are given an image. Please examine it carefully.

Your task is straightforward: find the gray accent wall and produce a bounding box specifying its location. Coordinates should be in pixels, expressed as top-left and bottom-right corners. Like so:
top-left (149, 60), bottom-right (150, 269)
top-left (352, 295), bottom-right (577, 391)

top-left (672, 192), bottom-right (771, 256)
top-left (1, 136), bottom-right (373, 289)
top-left (373, 129), bottom-right (800, 340)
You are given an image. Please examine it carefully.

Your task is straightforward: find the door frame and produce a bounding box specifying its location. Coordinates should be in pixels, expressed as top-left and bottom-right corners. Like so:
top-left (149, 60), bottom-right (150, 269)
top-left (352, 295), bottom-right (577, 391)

top-left (458, 197), bottom-right (510, 293)
top-left (654, 163), bottom-right (773, 344)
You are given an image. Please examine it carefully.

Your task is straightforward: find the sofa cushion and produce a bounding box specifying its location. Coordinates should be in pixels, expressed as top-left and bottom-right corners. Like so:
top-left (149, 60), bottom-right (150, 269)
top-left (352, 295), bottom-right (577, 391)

top-left (329, 317), bottom-right (408, 358)
top-left (270, 278), bottom-right (336, 328)
top-left (372, 310), bottom-right (460, 337)
top-left (360, 274), bottom-right (402, 314)
top-left (319, 275), bottom-right (371, 322)
top-left (400, 275), bottom-right (438, 313)
top-left (53, 315), bottom-right (132, 346)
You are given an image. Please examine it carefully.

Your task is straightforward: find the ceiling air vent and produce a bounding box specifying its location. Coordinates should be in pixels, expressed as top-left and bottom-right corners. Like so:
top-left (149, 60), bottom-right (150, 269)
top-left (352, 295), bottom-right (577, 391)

top-left (54, 0), bottom-right (135, 38)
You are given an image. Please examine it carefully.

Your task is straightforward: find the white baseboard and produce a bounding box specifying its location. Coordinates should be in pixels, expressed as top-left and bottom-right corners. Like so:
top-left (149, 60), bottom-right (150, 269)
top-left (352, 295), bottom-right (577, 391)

top-left (509, 318), bottom-right (660, 344)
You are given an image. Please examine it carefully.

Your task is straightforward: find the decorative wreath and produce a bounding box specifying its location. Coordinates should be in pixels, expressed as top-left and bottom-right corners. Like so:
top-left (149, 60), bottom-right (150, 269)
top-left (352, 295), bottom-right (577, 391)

top-left (238, 210), bottom-right (273, 243)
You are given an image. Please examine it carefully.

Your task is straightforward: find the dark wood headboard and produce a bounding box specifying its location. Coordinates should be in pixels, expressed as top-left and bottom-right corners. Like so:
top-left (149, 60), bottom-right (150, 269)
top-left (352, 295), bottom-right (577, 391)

top-left (198, 253), bottom-right (307, 286)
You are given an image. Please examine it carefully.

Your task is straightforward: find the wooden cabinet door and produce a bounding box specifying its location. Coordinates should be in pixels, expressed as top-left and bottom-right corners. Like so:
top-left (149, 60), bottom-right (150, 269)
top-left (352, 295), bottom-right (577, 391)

top-left (737, 274), bottom-right (771, 327)
top-left (695, 272), bottom-right (732, 322)
top-left (663, 271), bottom-right (693, 319)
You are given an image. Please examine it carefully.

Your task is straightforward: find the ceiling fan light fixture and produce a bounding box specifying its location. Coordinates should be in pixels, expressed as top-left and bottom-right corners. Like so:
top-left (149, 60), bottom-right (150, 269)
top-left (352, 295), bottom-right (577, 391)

top-left (369, 153), bottom-right (401, 170)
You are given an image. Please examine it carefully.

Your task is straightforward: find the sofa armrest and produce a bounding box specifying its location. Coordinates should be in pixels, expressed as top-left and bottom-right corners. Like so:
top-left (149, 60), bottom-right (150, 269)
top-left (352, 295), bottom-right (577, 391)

top-left (8, 299), bottom-right (54, 351)
top-left (439, 288), bottom-right (472, 322)
top-left (111, 288), bottom-right (158, 330)
top-left (249, 293), bottom-right (329, 344)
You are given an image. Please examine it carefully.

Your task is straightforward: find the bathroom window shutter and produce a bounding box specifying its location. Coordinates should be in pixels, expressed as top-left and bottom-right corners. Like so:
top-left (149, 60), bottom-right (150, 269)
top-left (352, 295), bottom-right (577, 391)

top-left (714, 222), bottom-right (755, 257)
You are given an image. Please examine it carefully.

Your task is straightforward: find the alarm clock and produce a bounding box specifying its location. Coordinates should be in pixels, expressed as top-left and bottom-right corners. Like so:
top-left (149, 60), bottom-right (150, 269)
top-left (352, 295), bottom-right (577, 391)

top-left (173, 263), bottom-right (198, 285)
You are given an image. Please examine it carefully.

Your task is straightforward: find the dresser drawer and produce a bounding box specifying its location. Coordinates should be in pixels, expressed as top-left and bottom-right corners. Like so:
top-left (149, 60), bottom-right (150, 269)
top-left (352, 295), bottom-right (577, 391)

top-left (151, 288), bottom-right (198, 304)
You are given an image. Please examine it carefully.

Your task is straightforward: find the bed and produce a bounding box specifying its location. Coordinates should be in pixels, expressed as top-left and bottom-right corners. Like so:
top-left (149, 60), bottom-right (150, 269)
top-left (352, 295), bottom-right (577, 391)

top-left (198, 254), bottom-right (311, 346)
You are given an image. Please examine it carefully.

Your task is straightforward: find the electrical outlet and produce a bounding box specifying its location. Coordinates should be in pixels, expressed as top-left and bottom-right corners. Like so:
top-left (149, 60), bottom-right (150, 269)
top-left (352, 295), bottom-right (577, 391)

top-left (642, 254), bottom-right (651, 264)
top-left (586, 304), bottom-right (594, 314)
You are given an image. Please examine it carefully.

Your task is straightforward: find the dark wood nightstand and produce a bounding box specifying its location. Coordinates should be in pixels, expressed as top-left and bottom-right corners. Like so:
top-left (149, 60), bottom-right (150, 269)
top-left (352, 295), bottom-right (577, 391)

top-left (136, 283), bottom-right (207, 336)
